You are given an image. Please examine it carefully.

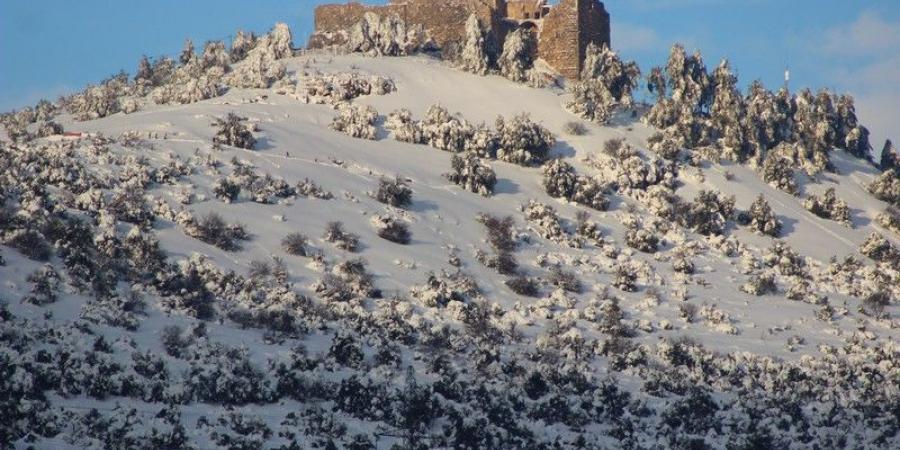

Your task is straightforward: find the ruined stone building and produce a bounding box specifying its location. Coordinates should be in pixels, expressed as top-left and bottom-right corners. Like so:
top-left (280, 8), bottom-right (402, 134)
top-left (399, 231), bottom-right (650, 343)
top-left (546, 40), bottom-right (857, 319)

top-left (309, 0), bottom-right (611, 79)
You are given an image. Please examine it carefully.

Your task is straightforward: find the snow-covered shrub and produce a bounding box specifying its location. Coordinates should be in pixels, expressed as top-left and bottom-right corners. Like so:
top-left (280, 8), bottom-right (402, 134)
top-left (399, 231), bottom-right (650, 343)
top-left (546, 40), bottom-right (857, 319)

top-left (804, 188), bottom-right (851, 226)
top-left (549, 267), bottom-right (582, 293)
top-left (494, 113), bottom-right (555, 166)
top-left (638, 185), bottom-right (679, 220)
top-left (498, 28), bottom-right (536, 83)
top-left (316, 258), bottom-right (379, 301)
top-left (876, 206), bottom-right (900, 236)
top-left (184, 212), bottom-right (248, 251)
top-left (185, 344), bottom-right (272, 405)
top-left (296, 178), bottom-right (333, 200)
top-left (68, 82), bottom-right (121, 121)
top-left (859, 232), bottom-right (899, 263)
top-left (760, 150), bottom-right (799, 195)
top-left (741, 272), bottom-right (777, 296)
top-left (478, 213), bottom-right (517, 253)
top-left (746, 194), bottom-right (781, 237)
top-left (868, 169), bottom-right (900, 206)
top-left (213, 113), bottom-right (256, 149)
top-left (563, 121), bottom-right (588, 136)
top-left (281, 232), bottom-right (308, 256)
top-left (230, 30), bottom-right (257, 62)
top-left (384, 108), bottom-right (423, 144)
top-left (323, 221), bottom-right (360, 252)
top-left (614, 264), bottom-right (638, 292)
top-left (505, 275), bottom-right (539, 297)
top-left (296, 72), bottom-right (396, 105)
top-left (445, 152), bottom-right (497, 196)
top-left (346, 12), bottom-right (429, 57)
top-left (107, 183), bottom-right (154, 228)
top-left (861, 291), bottom-right (890, 318)
top-left (459, 14), bottom-right (491, 75)
top-left (521, 200), bottom-right (567, 244)
top-left (647, 132), bottom-right (681, 160)
top-left (681, 190), bottom-right (735, 236)
top-left (421, 105), bottom-right (473, 152)
top-left (80, 290), bottom-right (145, 331)
top-left (542, 158), bottom-right (578, 199)
top-left (625, 223), bottom-right (660, 254)
top-left (212, 177), bottom-right (241, 202)
top-left (762, 241), bottom-right (806, 277)
top-left (566, 44), bottom-right (640, 124)
top-left (208, 412), bottom-right (273, 449)
top-left (371, 214), bottom-right (411, 245)
top-left (4, 229), bottom-right (51, 261)
top-left (374, 176), bottom-right (412, 208)
top-left (224, 44), bottom-right (286, 89)
top-left (672, 255), bottom-right (695, 274)
top-left (23, 264), bottom-right (61, 305)
top-left (151, 66), bottom-right (223, 105)
top-left (575, 211), bottom-right (604, 244)
top-left (36, 121), bottom-right (63, 138)
top-left (330, 104), bottom-right (378, 140)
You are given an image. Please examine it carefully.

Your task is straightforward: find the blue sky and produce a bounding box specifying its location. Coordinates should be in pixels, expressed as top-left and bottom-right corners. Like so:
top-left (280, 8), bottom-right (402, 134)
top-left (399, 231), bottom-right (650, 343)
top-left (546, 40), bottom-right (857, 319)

top-left (1, 0), bottom-right (897, 145)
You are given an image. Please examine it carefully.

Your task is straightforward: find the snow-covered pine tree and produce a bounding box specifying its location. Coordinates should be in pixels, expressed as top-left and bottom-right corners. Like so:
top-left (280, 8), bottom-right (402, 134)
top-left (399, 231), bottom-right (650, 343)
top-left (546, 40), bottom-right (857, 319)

top-left (498, 28), bottom-right (536, 83)
top-left (180, 39), bottom-right (195, 65)
top-left (748, 194), bottom-right (781, 237)
top-left (880, 139), bottom-right (898, 172)
top-left (459, 14), bottom-right (491, 76)
top-left (566, 43), bottom-right (640, 125)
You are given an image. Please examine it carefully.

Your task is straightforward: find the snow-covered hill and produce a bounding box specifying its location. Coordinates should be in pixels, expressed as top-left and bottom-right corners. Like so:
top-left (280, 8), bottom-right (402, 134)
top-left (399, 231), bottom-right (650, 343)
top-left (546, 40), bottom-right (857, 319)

top-left (1, 46), bottom-right (898, 449)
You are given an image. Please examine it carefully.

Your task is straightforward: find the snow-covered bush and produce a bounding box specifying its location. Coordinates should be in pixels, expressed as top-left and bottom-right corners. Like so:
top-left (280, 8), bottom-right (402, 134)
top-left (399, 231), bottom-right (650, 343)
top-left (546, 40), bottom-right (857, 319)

top-left (647, 132), bottom-right (682, 160)
top-left (505, 275), bottom-right (539, 297)
top-left (458, 14), bottom-right (491, 75)
top-left (421, 105), bottom-right (473, 152)
top-left (746, 194), bottom-right (781, 237)
top-left (614, 264), bottom-right (638, 292)
top-left (498, 28), bottom-right (536, 83)
top-left (548, 266), bottom-right (582, 293)
top-left (68, 82), bottom-right (122, 121)
top-left (681, 190), bottom-right (735, 236)
top-left (763, 241), bottom-right (806, 277)
top-left (323, 221), bottom-right (360, 252)
top-left (876, 206), bottom-right (900, 236)
top-left (868, 169), bottom-right (900, 206)
top-left (212, 177), bottom-right (241, 202)
top-left (494, 113), bottom-right (554, 166)
top-left (346, 12), bottom-right (429, 57)
top-left (23, 264), bottom-right (61, 305)
top-left (741, 272), bottom-right (777, 296)
top-left (296, 178), bottom-right (333, 200)
top-left (760, 150), bottom-right (799, 195)
top-left (566, 44), bottom-right (640, 124)
top-left (542, 158), bottom-right (578, 199)
top-left (184, 212), bottom-right (248, 251)
top-left (521, 200), bottom-right (567, 244)
top-left (225, 45), bottom-right (286, 89)
top-left (297, 72), bottom-right (396, 105)
top-left (804, 188), bottom-right (850, 226)
top-left (445, 152), bottom-right (497, 196)
top-left (37, 121), bottom-right (63, 138)
top-left (4, 229), bottom-right (51, 261)
top-left (374, 176), bottom-right (412, 208)
top-left (385, 108), bottom-right (424, 144)
top-left (330, 104), bottom-right (378, 140)
top-left (563, 121), bottom-right (588, 136)
top-left (281, 232), bottom-right (309, 256)
top-left (213, 113), bottom-right (256, 149)
top-left (625, 223), bottom-right (660, 253)
top-left (371, 214), bottom-right (411, 245)
top-left (230, 30), bottom-right (257, 62)
top-left (859, 232), bottom-right (899, 263)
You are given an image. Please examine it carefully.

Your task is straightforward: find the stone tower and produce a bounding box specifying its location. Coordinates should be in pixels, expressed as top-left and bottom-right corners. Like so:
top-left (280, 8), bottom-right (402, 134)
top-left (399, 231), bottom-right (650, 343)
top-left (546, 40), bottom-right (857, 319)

top-left (538, 0), bottom-right (610, 79)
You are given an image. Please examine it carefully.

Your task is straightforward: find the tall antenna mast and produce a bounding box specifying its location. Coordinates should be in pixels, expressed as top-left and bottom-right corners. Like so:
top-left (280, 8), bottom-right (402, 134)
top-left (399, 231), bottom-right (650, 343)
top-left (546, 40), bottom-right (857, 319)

top-left (784, 66), bottom-right (790, 91)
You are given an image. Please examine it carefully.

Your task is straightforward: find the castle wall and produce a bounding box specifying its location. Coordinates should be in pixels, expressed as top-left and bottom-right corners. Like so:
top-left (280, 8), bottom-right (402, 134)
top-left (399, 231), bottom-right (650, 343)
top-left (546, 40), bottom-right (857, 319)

top-left (310, 0), bottom-right (610, 80)
top-left (311, 0), bottom-right (502, 50)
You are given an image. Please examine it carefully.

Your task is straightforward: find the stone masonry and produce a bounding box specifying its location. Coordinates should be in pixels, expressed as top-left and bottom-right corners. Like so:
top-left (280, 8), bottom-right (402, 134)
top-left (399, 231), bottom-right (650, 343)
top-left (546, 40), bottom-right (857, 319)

top-left (309, 0), bottom-right (611, 80)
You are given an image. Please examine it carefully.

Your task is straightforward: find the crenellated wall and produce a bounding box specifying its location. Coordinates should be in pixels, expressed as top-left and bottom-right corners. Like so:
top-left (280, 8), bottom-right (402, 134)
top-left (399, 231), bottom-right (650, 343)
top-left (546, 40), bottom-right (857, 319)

top-left (309, 0), bottom-right (611, 80)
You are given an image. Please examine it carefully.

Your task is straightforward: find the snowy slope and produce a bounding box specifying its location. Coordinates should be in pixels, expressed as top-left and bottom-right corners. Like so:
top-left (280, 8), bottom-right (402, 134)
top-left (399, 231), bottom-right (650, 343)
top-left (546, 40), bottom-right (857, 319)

top-left (2, 51), bottom-right (898, 449)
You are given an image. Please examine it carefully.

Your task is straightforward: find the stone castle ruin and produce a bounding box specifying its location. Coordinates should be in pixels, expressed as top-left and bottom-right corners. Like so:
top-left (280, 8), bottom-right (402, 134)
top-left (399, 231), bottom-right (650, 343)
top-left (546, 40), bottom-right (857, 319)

top-left (308, 0), bottom-right (611, 79)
